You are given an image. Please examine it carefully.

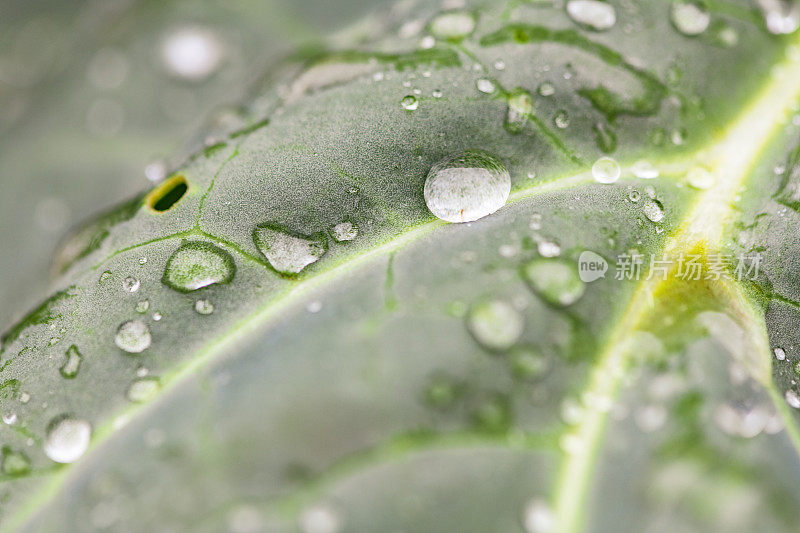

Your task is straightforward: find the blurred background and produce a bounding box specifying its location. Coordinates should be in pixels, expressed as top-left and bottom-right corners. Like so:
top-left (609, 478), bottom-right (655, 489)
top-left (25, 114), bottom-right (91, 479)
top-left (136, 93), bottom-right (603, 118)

top-left (0, 0), bottom-right (399, 329)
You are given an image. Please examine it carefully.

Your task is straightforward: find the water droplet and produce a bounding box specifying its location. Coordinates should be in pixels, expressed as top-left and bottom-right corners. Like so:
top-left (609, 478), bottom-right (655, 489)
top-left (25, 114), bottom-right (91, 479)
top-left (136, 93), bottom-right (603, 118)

top-left (253, 224), bottom-right (328, 275)
top-left (686, 166), bottom-right (714, 190)
top-left (523, 497), bottom-right (554, 533)
top-left (522, 258), bottom-right (585, 306)
top-left (424, 149), bottom-right (511, 223)
top-left (467, 300), bottom-right (524, 352)
top-left (786, 389), bottom-right (800, 408)
top-left (537, 82), bottom-right (555, 96)
top-left (592, 156), bottom-right (621, 184)
top-left (135, 299), bottom-right (150, 314)
top-left (509, 348), bottom-right (548, 380)
top-left (330, 221), bottom-right (358, 242)
top-left (505, 88), bottom-right (532, 134)
top-left (126, 377), bottom-right (161, 403)
top-left (152, 312), bottom-right (163, 321)
top-left (760, 0), bottom-right (800, 34)
top-left (632, 160), bottom-right (659, 179)
top-left (476, 78), bottom-right (496, 94)
top-left (774, 347), bottom-right (787, 361)
top-left (161, 26), bottom-right (223, 81)
top-left (538, 240), bottom-right (561, 258)
top-left (19, 392), bottom-right (30, 404)
top-left (428, 10), bottom-right (476, 41)
top-left (554, 110), bottom-right (570, 129)
top-left (194, 299), bottom-right (214, 315)
top-left (99, 270), bottom-right (112, 283)
top-left (1, 447), bottom-right (31, 476)
top-left (59, 345), bottom-right (82, 379)
top-left (44, 415), bottom-right (91, 463)
top-left (671, 1), bottom-right (711, 35)
top-left (162, 241), bottom-right (236, 292)
top-left (138, 256), bottom-right (148, 265)
top-left (122, 276), bottom-right (140, 293)
top-left (401, 95), bottom-right (419, 110)
top-left (643, 199), bottom-right (665, 223)
top-left (2, 412), bottom-right (18, 425)
top-left (115, 320), bottom-right (152, 354)
top-left (566, 0), bottom-right (617, 31)
top-left (299, 503), bottom-right (342, 533)
top-left (494, 59), bottom-right (506, 70)
top-left (432, 89), bottom-right (443, 98)
top-left (306, 300), bottom-right (323, 313)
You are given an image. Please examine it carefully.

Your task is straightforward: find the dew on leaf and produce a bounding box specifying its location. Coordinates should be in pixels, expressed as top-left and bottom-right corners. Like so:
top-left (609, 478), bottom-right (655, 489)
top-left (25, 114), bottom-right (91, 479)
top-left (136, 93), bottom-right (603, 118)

top-left (632, 159), bottom-right (659, 179)
top-left (760, 0), bottom-right (800, 35)
top-left (774, 347), bottom-right (786, 361)
top-left (505, 88), bottom-right (532, 134)
top-left (126, 377), bottom-right (161, 403)
top-left (522, 258), bottom-right (586, 306)
top-left (162, 241), bottom-right (236, 292)
top-left (152, 312), bottom-right (162, 321)
top-left (59, 345), bottom-right (82, 379)
top-left (671, 1), bottom-right (711, 36)
top-left (123, 276), bottom-right (140, 293)
top-left (592, 156), bottom-right (621, 184)
top-left (424, 149), bottom-right (511, 223)
top-left (135, 299), bottom-right (150, 314)
top-left (161, 26), bottom-right (223, 81)
top-left (785, 389), bottom-right (800, 408)
top-left (330, 221), bottom-right (358, 242)
top-left (253, 224), bottom-right (328, 275)
top-left (400, 95), bottom-right (419, 110)
top-left (537, 82), bottom-right (555, 96)
top-left (299, 503), bottom-right (342, 533)
top-left (554, 110), bottom-right (570, 129)
top-left (1, 447), bottom-right (31, 476)
top-left (195, 299), bottom-right (214, 315)
top-left (476, 78), bottom-right (496, 94)
top-left (523, 497), bottom-right (554, 533)
top-left (566, 0), bottom-right (616, 31)
top-left (2, 412), bottom-right (18, 425)
top-left (44, 415), bottom-right (91, 463)
top-left (643, 199), bottom-right (665, 223)
top-left (537, 240), bottom-right (562, 258)
top-left (428, 10), bottom-right (476, 41)
top-left (467, 300), bottom-right (524, 352)
top-left (115, 320), bottom-right (152, 354)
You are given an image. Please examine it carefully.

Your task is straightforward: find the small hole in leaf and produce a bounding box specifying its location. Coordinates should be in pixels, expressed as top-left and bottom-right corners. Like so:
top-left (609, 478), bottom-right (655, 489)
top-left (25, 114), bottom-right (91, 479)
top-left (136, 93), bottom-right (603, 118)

top-left (147, 175), bottom-right (188, 212)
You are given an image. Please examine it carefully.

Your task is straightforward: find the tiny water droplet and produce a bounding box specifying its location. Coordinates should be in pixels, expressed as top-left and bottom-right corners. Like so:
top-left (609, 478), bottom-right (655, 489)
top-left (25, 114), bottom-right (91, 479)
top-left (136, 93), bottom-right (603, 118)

top-left (152, 312), bottom-right (162, 321)
top-left (629, 190), bottom-right (641, 202)
top-left (537, 82), bottom-right (555, 96)
top-left (631, 160), bottom-right (659, 179)
top-left (126, 377), bottom-right (161, 403)
top-left (330, 221), bottom-right (358, 242)
top-left (775, 347), bottom-right (787, 361)
top-left (123, 276), bottom-right (140, 293)
top-left (138, 256), bottom-right (148, 265)
top-left (135, 299), bottom-right (150, 314)
top-left (643, 199), bottom-right (665, 223)
top-left (2, 412), bottom-right (17, 425)
top-left (253, 224), bottom-right (328, 275)
top-left (1, 447), bottom-right (31, 476)
top-left (671, 1), bottom-right (711, 35)
top-left (467, 300), bottom-right (524, 352)
top-left (115, 320), bottom-right (152, 354)
top-left (522, 258), bottom-right (585, 306)
top-left (59, 345), bottom-right (82, 379)
top-left (476, 78), bottom-right (496, 94)
top-left (505, 88), bottom-right (532, 134)
top-left (19, 392), bottom-right (30, 404)
top-left (785, 389), bottom-right (800, 408)
top-left (424, 150), bottom-right (511, 223)
top-left (493, 59), bottom-right (506, 70)
top-left (401, 95), bottom-right (419, 110)
top-left (44, 415), bottom-right (91, 463)
top-left (194, 299), bottom-right (214, 315)
top-left (554, 110), bottom-right (570, 129)
top-left (162, 241), bottom-right (236, 292)
top-left (538, 240), bottom-right (561, 258)
top-left (432, 89), bottom-right (443, 98)
top-left (592, 156), bottom-right (621, 184)
top-left (566, 0), bottom-right (617, 31)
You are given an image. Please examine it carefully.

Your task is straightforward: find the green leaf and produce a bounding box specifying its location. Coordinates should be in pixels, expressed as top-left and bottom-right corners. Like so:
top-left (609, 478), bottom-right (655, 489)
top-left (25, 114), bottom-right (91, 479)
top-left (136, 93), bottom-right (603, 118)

top-left (4, 1), bottom-right (800, 532)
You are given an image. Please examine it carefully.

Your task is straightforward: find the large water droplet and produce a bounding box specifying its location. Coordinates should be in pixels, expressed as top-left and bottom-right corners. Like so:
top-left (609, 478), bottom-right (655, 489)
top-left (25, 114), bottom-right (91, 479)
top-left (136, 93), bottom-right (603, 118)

top-left (428, 10), bottom-right (476, 41)
top-left (60, 345), bottom-right (82, 379)
top-left (126, 377), bottom-right (161, 403)
top-left (115, 320), bottom-right (152, 354)
top-left (467, 300), bottom-right (524, 352)
top-left (162, 241), bottom-right (236, 292)
top-left (592, 156), bottom-right (620, 184)
top-left (424, 149), bottom-right (511, 223)
top-left (566, 0), bottom-right (617, 31)
top-left (522, 258), bottom-right (586, 306)
top-left (253, 224), bottom-right (328, 275)
top-left (1, 447), bottom-right (31, 476)
top-left (671, 1), bottom-right (711, 36)
top-left (44, 415), bottom-right (91, 463)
